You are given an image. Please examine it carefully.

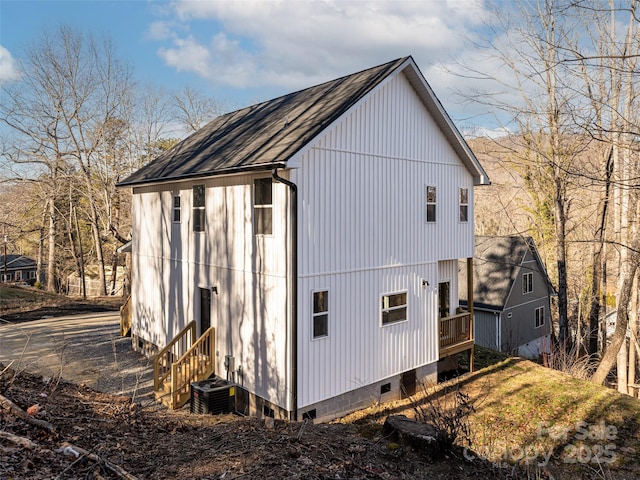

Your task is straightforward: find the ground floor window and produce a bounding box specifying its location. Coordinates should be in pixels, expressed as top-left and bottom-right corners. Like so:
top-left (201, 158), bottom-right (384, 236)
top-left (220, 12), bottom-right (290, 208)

top-left (381, 292), bottom-right (407, 325)
top-left (312, 290), bottom-right (328, 338)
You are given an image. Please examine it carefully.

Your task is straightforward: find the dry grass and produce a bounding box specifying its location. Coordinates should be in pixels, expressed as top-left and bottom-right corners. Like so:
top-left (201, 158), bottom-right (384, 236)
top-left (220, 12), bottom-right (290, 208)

top-left (339, 356), bottom-right (640, 479)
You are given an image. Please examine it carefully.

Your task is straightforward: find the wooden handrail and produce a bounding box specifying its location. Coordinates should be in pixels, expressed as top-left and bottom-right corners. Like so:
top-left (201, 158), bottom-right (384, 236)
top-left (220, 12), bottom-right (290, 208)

top-left (439, 312), bottom-right (472, 348)
top-left (153, 321), bottom-right (196, 391)
top-left (170, 326), bottom-right (215, 408)
top-left (119, 295), bottom-right (132, 337)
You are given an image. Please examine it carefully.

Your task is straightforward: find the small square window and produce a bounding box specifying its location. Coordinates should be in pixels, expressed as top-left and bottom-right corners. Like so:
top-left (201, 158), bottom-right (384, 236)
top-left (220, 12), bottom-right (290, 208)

top-left (459, 187), bottom-right (468, 222)
top-left (523, 272), bottom-right (533, 294)
top-left (312, 290), bottom-right (328, 338)
top-left (535, 306), bottom-right (545, 328)
top-left (426, 186), bottom-right (436, 223)
top-left (382, 292), bottom-right (407, 325)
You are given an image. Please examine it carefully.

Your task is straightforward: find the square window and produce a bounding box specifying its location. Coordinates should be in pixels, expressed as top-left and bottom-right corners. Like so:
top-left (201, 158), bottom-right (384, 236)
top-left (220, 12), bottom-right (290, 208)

top-left (523, 272), bottom-right (533, 294)
top-left (459, 187), bottom-right (469, 222)
top-left (254, 178), bottom-right (273, 235)
top-left (382, 292), bottom-right (407, 325)
top-left (313, 290), bottom-right (328, 338)
top-left (426, 186), bottom-right (436, 223)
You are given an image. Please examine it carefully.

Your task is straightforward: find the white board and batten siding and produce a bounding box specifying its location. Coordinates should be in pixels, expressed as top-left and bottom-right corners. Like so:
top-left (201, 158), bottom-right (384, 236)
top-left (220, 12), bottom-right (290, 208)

top-left (131, 174), bottom-right (293, 410)
top-left (292, 70), bottom-right (474, 408)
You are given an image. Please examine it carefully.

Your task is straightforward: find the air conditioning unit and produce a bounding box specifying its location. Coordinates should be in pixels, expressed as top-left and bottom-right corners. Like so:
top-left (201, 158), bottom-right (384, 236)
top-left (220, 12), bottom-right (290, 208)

top-left (190, 378), bottom-right (235, 415)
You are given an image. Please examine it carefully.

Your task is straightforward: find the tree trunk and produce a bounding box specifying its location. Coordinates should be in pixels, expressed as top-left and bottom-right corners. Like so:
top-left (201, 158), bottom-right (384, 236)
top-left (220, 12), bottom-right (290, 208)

top-left (588, 148), bottom-right (613, 354)
top-left (592, 257), bottom-right (639, 385)
top-left (46, 198), bottom-right (56, 292)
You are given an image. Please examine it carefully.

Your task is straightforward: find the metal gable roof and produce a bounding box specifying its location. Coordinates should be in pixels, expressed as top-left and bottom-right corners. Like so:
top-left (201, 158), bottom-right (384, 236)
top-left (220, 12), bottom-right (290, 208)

top-left (118, 57), bottom-right (408, 187)
top-left (118, 56), bottom-right (489, 188)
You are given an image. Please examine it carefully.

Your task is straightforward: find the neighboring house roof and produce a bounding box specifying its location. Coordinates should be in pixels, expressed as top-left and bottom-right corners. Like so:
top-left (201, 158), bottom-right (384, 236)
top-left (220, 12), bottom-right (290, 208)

top-left (1, 254), bottom-right (37, 271)
top-left (118, 56), bottom-right (489, 187)
top-left (460, 235), bottom-right (554, 311)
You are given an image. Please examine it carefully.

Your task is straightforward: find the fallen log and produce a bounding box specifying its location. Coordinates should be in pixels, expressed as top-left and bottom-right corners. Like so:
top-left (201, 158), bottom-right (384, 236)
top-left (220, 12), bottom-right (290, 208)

top-left (382, 414), bottom-right (440, 456)
top-left (0, 393), bottom-right (56, 432)
top-left (59, 442), bottom-right (139, 480)
top-left (0, 430), bottom-right (37, 449)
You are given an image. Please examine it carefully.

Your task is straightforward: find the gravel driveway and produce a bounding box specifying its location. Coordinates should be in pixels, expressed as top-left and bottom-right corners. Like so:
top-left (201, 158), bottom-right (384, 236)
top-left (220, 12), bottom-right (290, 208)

top-left (0, 312), bottom-right (154, 403)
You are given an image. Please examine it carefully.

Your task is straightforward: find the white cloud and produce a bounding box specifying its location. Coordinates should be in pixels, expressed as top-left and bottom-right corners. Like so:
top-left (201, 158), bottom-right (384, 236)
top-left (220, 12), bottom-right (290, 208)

top-left (0, 45), bottom-right (21, 84)
top-left (155, 0), bottom-right (492, 90)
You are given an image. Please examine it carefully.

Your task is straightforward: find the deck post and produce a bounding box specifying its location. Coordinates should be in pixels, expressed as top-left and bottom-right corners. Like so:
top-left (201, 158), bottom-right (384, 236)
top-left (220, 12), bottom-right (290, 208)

top-left (467, 257), bottom-right (474, 372)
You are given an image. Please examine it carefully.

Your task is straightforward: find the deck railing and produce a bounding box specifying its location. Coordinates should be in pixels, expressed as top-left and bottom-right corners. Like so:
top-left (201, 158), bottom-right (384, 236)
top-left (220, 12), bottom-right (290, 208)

top-left (439, 312), bottom-right (472, 349)
top-left (153, 321), bottom-right (196, 391)
top-left (119, 295), bottom-right (132, 337)
top-left (169, 326), bottom-right (215, 409)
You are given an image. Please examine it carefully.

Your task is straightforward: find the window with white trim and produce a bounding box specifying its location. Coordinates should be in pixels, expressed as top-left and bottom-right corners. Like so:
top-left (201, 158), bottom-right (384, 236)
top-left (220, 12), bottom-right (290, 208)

top-left (535, 306), bottom-right (545, 328)
top-left (173, 194), bottom-right (181, 223)
top-left (381, 292), bottom-right (407, 325)
top-left (523, 272), bottom-right (533, 294)
top-left (254, 178), bottom-right (273, 235)
top-left (15, 271), bottom-right (22, 281)
top-left (426, 186), bottom-right (436, 223)
top-left (312, 290), bottom-right (328, 338)
top-left (193, 185), bottom-right (205, 232)
top-left (459, 187), bottom-right (469, 222)
top-left (29, 271), bottom-right (36, 280)
top-left (2, 273), bottom-right (12, 282)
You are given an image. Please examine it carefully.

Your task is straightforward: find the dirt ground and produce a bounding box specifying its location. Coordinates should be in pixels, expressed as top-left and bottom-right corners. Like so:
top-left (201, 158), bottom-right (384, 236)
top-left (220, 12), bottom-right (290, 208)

top-left (1, 293), bottom-right (638, 479)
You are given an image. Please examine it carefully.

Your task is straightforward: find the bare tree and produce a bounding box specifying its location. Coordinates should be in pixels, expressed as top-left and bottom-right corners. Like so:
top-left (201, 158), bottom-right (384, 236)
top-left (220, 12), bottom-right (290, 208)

top-left (172, 85), bottom-right (227, 134)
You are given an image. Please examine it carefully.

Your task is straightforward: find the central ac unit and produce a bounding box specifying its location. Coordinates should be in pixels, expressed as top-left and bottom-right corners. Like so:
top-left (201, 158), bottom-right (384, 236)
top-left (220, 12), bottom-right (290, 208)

top-left (190, 378), bottom-right (235, 415)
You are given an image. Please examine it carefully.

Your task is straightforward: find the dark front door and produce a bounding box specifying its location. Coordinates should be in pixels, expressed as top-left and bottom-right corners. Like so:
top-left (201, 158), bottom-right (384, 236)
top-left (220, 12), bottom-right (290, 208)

top-left (199, 287), bottom-right (211, 334)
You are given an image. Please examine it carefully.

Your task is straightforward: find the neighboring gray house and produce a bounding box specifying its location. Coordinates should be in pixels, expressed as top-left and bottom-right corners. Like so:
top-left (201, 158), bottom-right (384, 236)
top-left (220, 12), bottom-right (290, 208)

top-left (118, 56), bottom-right (489, 421)
top-left (460, 236), bottom-right (555, 359)
top-left (1, 254), bottom-right (38, 285)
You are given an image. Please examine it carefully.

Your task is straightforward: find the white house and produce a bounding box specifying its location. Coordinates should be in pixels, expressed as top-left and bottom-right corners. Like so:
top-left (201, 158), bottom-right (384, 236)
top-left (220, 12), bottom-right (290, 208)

top-left (118, 56), bottom-right (489, 422)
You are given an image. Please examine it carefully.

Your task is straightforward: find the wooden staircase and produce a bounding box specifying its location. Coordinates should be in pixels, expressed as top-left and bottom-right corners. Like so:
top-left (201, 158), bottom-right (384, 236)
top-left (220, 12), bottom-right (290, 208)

top-left (153, 321), bottom-right (216, 409)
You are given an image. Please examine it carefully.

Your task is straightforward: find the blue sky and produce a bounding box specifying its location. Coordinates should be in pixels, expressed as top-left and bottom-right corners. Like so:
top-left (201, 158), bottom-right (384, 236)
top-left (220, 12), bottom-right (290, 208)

top-left (0, 0), bottom-right (506, 135)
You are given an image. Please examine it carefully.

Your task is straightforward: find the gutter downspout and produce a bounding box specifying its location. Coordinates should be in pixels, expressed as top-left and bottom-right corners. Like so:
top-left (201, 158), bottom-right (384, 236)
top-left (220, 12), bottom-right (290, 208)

top-left (272, 168), bottom-right (298, 421)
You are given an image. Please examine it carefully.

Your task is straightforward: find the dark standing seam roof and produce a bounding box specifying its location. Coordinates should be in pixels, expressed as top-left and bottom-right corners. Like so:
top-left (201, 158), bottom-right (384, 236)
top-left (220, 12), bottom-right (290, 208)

top-left (118, 57), bottom-right (409, 187)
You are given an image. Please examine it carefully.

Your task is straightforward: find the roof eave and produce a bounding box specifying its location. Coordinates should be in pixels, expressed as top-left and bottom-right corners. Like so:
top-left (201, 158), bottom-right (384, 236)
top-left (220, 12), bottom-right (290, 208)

top-left (116, 161), bottom-right (287, 189)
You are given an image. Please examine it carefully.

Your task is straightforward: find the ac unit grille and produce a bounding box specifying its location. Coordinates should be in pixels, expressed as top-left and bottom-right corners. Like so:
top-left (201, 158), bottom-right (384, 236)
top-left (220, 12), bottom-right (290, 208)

top-left (190, 378), bottom-right (235, 415)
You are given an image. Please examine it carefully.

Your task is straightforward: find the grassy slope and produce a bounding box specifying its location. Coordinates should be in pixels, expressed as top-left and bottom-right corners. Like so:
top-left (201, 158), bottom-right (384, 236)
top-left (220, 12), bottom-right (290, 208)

top-left (341, 354), bottom-right (639, 478)
top-left (465, 359), bottom-right (639, 472)
top-left (0, 284), bottom-right (124, 318)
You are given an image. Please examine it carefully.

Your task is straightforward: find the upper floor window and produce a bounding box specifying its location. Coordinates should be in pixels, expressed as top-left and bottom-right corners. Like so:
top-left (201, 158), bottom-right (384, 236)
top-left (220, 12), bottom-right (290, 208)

top-left (193, 185), bottom-right (205, 232)
top-left (173, 194), bottom-right (181, 223)
top-left (523, 272), bottom-right (533, 294)
top-left (535, 306), bottom-right (545, 328)
top-left (426, 185), bottom-right (436, 222)
top-left (312, 290), bottom-right (328, 338)
top-left (381, 292), bottom-right (407, 325)
top-left (459, 187), bottom-right (469, 222)
top-left (254, 178), bottom-right (273, 235)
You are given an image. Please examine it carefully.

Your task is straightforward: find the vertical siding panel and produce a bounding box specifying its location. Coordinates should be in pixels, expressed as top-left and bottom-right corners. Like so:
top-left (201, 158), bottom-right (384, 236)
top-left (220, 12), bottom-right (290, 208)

top-left (297, 72), bottom-right (474, 408)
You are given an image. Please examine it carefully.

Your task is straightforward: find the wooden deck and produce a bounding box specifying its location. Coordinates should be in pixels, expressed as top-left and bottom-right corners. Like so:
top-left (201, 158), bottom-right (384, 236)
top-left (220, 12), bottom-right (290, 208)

top-left (439, 312), bottom-right (474, 358)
